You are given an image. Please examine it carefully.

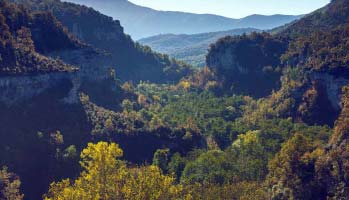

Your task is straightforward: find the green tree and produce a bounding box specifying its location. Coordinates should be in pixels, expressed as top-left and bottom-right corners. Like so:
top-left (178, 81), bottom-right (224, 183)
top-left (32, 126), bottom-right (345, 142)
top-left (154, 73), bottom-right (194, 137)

top-left (122, 99), bottom-right (134, 113)
top-left (63, 145), bottom-right (78, 160)
top-left (228, 130), bottom-right (269, 181)
top-left (181, 150), bottom-right (231, 184)
top-left (168, 153), bottom-right (186, 181)
top-left (153, 149), bottom-right (170, 173)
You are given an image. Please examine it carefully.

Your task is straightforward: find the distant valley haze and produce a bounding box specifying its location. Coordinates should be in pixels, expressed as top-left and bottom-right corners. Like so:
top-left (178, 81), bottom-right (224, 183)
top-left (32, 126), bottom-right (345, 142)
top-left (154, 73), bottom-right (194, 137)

top-left (128, 0), bottom-right (330, 19)
top-left (63, 0), bottom-right (328, 39)
top-left (138, 28), bottom-right (260, 67)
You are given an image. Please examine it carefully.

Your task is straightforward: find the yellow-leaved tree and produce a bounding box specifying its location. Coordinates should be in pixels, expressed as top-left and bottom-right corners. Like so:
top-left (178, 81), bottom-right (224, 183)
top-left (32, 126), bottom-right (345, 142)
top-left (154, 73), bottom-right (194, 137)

top-left (45, 142), bottom-right (126, 200)
top-left (44, 142), bottom-right (188, 200)
top-left (123, 166), bottom-right (183, 200)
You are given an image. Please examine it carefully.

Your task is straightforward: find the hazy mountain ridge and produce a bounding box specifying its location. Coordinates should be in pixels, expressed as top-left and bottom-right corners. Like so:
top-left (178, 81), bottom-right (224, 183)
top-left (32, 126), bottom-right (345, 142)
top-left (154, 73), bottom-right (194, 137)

top-left (64, 0), bottom-right (302, 39)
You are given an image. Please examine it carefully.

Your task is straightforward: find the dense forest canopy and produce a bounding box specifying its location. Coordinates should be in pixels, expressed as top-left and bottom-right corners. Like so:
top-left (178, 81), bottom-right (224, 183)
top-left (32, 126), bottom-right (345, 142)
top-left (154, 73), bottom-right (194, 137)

top-left (1, 0), bottom-right (349, 199)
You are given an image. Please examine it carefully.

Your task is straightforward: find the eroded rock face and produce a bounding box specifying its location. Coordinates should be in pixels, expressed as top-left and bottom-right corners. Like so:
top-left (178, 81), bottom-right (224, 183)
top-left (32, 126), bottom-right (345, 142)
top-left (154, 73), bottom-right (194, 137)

top-left (0, 47), bottom-right (114, 105)
top-left (309, 72), bottom-right (349, 111)
top-left (206, 33), bottom-right (286, 97)
top-left (279, 70), bottom-right (348, 126)
top-left (0, 72), bottom-right (74, 105)
top-left (207, 47), bottom-right (247, 74)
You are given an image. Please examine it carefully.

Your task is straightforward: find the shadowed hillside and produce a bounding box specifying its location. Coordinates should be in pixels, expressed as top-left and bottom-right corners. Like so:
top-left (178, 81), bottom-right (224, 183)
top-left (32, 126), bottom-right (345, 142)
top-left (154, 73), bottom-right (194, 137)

top-left (12, 0), bottom-right (193, 83)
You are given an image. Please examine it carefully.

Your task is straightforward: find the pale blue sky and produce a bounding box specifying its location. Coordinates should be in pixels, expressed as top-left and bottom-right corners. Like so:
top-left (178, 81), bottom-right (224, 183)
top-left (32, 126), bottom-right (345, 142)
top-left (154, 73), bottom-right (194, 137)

top-left (129, 0), bottom-right (330, 18)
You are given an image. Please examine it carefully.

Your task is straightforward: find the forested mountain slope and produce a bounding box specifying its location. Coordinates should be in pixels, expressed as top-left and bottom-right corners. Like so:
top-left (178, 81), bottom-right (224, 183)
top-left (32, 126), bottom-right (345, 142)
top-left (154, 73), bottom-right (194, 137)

top-left (11, 0), bottom-right (192, 83)
top-left (206, 0), bottom-right (348, 125)
top-left (0, 0), bottom-right (81, 75)
top-left (277, 0), bottom-right (349, 38)
top-left (0, 1), bottom-right (197, 199)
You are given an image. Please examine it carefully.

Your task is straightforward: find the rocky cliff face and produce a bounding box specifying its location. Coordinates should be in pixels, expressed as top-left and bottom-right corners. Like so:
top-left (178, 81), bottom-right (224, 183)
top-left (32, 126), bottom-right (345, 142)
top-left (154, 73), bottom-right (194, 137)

top-left (206, 32), bottom-right (286, 97)
top-left (0, 1), bottom-right (79, 104)
top-left (0, 47), bottom-right (117, 106)
top-left (206, 0), bottom-right (349, 126)
top-left (0, 72), bottom-right (73, 105)
top-left (207, 46), bottom-right (246, 74)
top-left (309, 73), bottom-right (349, 111)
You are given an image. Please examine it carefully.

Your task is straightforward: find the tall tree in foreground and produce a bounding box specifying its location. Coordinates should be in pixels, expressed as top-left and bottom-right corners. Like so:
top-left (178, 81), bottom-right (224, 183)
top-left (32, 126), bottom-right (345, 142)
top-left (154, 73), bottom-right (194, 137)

top-left (44, 142), bottom-right (184, 200)
top-left (45, 142), bottom-right (126, 200)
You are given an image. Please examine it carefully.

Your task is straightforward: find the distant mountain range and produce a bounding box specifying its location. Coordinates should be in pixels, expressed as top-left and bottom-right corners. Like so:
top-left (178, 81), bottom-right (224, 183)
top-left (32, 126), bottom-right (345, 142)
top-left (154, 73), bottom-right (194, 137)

top-left (139, 28), bottom-right (260, 67)
top-left (64, 0), bottom-right (302, 39)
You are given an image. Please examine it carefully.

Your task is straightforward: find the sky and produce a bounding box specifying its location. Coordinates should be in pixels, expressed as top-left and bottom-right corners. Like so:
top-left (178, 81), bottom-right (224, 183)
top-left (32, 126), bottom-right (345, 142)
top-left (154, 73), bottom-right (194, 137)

top-left (128, 0), bottom-right (330, 18)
